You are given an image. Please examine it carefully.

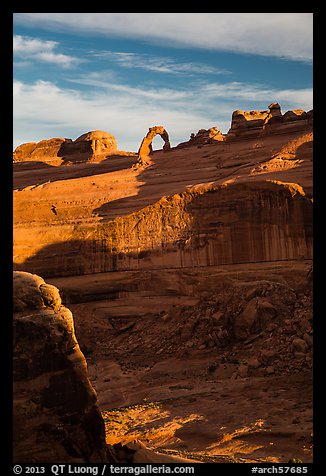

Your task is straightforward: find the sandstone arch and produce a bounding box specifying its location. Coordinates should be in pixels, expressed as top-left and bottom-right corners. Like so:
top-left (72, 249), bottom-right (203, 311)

top-left (137, 126), bottom-right (171, 165)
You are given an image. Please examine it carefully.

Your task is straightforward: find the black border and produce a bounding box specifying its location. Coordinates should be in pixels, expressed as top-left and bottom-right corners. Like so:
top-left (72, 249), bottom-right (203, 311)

top-left (6, 9), bottom-right (321, 475)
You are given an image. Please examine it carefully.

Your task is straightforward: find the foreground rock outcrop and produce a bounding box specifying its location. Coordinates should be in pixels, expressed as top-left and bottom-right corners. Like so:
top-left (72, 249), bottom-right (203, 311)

top-left (13, 271), bottom-right (113, 463)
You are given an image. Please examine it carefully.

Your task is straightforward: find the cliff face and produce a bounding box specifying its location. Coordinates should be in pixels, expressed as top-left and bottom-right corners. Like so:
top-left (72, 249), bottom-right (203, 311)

top-left (16, 181), bottom-right (312, 277)
top-left (13, 271), bottom-right (113, 463)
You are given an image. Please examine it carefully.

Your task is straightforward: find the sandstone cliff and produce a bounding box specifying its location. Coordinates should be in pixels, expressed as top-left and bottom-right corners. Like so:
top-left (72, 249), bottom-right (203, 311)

top-left (15, 180), bottom-right (312, 277)
top-left (13, 104), bottom-right (313, 278)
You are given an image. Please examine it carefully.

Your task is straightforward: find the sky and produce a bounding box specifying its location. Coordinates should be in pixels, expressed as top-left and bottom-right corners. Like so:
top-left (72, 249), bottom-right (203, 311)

top-left (13, 13), bottom-right (313, 152)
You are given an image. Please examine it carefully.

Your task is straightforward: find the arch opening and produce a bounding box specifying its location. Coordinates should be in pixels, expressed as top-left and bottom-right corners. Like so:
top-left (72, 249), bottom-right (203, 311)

top-left (137, 126), bottom-right (171, 165)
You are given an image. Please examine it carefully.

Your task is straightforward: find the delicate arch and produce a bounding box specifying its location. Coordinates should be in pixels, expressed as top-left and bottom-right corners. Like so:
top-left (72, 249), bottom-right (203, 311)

top-left (137, 126), bottom-right (171, 163)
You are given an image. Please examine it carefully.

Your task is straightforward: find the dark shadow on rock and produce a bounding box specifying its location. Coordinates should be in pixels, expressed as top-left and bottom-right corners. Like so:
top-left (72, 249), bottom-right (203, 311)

top-left (14, 154), bottom-right (138, 190)
top-left (93, 161), bottom-right (157, 220)
top-left (14, 180), bottom-right (313, 280)
top-left (295, 140), bottom-right (313, 162)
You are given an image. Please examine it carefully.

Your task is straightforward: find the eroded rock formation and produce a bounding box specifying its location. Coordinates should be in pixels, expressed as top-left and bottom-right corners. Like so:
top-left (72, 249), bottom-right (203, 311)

top-left (13, 271), bottom-right (114, 463)
top-left (13, 130), bottom-right (118, 165)
top-left (13, 104), bottom-right (313, 278)
top-left (226, 103), bottom-right (312, 139)
top-left (137, 126), bottom-right (171, 165)
top-left (13, 138), bottom-right (73, 165)
top-left (12, 102), bottom-right (313, 463)
top-left (177, 127), bottom-right (224, 148)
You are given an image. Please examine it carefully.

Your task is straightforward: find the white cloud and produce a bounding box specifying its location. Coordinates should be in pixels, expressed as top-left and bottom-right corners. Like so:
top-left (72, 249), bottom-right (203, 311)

top-left (13, 78), bottom-right (313, 152)
top-left (13, 34), bottom-right (81, 68)
top-left (14, 13), bottom-right (313, 62)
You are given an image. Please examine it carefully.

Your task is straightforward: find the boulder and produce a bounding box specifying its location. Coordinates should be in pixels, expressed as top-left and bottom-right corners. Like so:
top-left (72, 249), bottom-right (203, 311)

top-left (247, 358), bottom-right (261, 369)
top-left (238, 364), bottom-right (249, 378)
top-left (291, 337), bottom-right (308, 354)
top-left (234, 297), bottom-right (277, 340)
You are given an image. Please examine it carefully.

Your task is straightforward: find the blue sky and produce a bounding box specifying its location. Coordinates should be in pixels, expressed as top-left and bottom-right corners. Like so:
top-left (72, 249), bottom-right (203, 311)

top-left (13, 13), bottom-right (313, 152)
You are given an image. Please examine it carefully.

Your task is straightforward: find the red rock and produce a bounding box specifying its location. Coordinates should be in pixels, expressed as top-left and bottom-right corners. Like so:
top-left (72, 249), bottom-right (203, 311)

top-left (247, 358), bottom-right (261, 369)
top-left (303, 333), bottom-right (313, 348)
top-left (13, 130), bottom-right (118, 165)
top-left (137, 126), bottom-right (170, 165)
top-left (234, 298), bottom-right (277, 341)
top-left (291, 338), bottom-right (308, 354)
top-left (226, 103), bottom-right (312, 139)
top-left (266, 366), bottom-right (275, 375)
top-left (238, 364), bottom-right (249, 378)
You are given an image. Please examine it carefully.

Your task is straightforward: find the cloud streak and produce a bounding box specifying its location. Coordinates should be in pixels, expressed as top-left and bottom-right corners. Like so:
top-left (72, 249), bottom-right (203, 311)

top-left (14, 13), bottom-right (313, 62)
top-left (92, 51), bottom-right (230, 75)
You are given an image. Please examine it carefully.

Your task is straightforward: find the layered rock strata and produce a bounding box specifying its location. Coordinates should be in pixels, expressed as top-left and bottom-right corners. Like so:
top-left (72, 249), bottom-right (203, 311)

top-left (15, 180), bottom-right (312, 278)
top-left (13, 104), bottom-right (313, 279)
